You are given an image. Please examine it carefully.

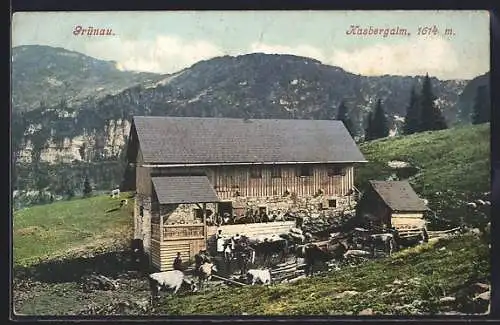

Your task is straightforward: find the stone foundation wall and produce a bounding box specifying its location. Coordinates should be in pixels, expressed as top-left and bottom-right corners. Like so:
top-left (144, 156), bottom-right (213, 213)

top-left (157, 194), bottom-right (356, 224)
top-left (162, 203), bottom-right (218, 225)
top-left (231, 194), bottom-right (355, 214)
top-left (134, 194), bottom-right (152, 254)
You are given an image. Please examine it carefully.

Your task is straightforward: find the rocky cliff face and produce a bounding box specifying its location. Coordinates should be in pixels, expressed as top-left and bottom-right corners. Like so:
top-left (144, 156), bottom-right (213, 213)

top-left (17, 118), bottom-right (131, 165)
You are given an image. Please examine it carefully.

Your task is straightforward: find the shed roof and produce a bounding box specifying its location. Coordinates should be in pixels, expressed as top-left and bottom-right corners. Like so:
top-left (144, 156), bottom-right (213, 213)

top-left (369, 180), bottom-right (428, 212)
top-left (131, 116), bottom-right (367, 164)
top-left (152, 176), bottom-right (220, 204)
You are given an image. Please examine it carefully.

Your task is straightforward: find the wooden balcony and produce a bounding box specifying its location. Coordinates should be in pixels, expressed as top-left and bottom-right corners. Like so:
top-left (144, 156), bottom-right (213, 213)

top-left (151, 223), bottom-right (205, 241)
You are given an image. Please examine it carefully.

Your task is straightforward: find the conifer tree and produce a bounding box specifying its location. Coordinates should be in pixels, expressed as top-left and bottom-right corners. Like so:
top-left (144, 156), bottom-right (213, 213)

top-left (402, 87), bottom-right (420, 135)
top-left (83, 176), bottom-right (92, 197)
top-left (371, 99), bottom-right (390, 139)
top-left (336, 100), bottom-right (356, 137)
top-left (471, 85), bottom-right (490, 124)
top-left (364, 111), bottom-right (373, 141)
top-left (419, 73), bottom-right (447, 131)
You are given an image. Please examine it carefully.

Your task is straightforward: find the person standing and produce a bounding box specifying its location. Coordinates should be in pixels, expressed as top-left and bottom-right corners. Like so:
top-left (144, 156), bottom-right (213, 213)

top-left (216, 229), bottom-right (225, 258)
top-left (173, 252), bottom-right (183, 271)
top-left (304, 246), bottom-right (314, 277)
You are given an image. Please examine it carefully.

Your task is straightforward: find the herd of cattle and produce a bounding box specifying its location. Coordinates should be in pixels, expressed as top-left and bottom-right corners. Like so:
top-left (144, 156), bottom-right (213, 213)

top-left (146, 216), bottom-right (430, 300)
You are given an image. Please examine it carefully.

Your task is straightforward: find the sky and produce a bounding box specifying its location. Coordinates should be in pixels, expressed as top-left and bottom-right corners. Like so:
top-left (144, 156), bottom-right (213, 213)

top-left (12, 11), bottom-right (490, 80)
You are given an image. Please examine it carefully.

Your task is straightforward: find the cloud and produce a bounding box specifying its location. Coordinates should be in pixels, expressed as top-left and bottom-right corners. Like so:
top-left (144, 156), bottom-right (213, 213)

top-left (329, 37), bottom-right (461, 79)
top-left (82, 36), bottom-right (479, 79)
top-left (96, 35), bottom-right (225, 73)
top-left (248, 38), bottom-right (468, 80)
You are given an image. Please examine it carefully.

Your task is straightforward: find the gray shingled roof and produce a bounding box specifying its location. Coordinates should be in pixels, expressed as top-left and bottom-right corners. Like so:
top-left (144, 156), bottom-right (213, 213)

top-left (152, 176), bottom-right (220, 204)
top-left (369, 180), bottom-right (428, 212)
top-left (133, 116), bottom-right (367, 164)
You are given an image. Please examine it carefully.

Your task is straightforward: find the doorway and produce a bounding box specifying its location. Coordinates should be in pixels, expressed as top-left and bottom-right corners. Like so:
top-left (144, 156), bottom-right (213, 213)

top-left (218, 201), bottom-right (233, 217)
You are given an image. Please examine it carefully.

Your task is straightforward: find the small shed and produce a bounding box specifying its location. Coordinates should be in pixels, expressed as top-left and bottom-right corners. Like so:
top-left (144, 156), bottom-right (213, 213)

top-left (150, 176), bottom-right (220, 271)
top-left (356, 180), bottom-right (429, 233)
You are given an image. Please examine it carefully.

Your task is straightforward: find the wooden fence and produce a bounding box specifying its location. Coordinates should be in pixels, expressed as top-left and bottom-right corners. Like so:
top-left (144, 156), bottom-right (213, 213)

top-left (207, 221), bottom-right (295, 238)
top-left (427, 227), bottom-right (461, 238)
top-left (270, 261), bottom-right (305, 283)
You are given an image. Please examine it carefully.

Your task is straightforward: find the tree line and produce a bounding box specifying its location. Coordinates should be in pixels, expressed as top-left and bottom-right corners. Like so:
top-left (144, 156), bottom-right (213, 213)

top-left (335, 73), bottom-right (490, 142)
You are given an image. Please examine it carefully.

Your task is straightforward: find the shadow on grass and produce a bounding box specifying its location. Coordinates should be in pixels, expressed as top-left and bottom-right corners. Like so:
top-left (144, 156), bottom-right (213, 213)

top-left (13, 245), bottom-right (150, 284)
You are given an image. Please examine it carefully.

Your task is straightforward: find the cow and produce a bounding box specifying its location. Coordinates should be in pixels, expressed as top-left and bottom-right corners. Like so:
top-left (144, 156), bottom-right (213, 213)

top-left (110, 188), bottom-right (120, 198)
top-left (246, 269), bottom-right (272, 285)
top-left (197, 262), bottom-right (218, 290)
top-left (120, 199), bottom-right (128, 207)
top-left (252, 237), bottom-right (290, 266)
top-left (368, 233), bottom-right (399, 256)
top-left (149, 270), bottom-right (197, 299)
top-left (301, 241), bottom-right (348, 276)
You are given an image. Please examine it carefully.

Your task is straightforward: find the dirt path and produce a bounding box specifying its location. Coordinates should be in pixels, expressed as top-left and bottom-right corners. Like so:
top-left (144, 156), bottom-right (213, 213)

top-left (12, 247), bottom-right (299, 316)
top-left (13, 247), bottom-right (157, 316)
top-left (13, 272), bottom-right (153, 315)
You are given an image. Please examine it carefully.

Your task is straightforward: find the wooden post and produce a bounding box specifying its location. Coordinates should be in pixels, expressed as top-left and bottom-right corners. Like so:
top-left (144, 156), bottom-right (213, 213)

top-left (160, 212), bottom-right (163, 242)
top-left (202, 203), bottom-right (208, 247)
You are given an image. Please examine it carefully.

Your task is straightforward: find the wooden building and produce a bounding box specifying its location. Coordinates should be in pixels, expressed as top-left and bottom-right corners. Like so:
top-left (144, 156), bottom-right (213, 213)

top-left (356, 180), bottom-right (429, 234)
top-left (122, 116), bottom-right (367, 271)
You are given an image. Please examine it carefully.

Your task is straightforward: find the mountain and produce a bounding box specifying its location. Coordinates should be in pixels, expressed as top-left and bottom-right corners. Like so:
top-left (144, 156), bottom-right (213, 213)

top-left (12, 46), bottom-right (485, 208)
top-left (457, 72), bottom-right (490, 123)
top-left (12, 45), bottom-right (163, 112)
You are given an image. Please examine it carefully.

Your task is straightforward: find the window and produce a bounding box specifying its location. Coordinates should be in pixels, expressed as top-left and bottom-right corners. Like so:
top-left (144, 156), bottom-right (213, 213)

top-left (194, 209), bottom-right (213, 219)
top-left (328, 166), bottom-right (346, 177)
top-left (297, 165), bottom-right (313, 177)
top-left (271, 165), bottom-right (282, 178)
top-left (328, 199), bottom-right (337, 208)
top-left (250, 167), bottom-right (262, 179)
top-left (194, 208), bottom-right (203, 219)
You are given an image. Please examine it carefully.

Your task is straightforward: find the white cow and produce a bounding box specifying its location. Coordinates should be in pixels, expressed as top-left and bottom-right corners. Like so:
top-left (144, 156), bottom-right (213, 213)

top-left (246, 269), bottom-right (272, 286)
top-left (111, 188), bottom-right (120, 198)
top-left (149, 270), bottom-right (197, 298)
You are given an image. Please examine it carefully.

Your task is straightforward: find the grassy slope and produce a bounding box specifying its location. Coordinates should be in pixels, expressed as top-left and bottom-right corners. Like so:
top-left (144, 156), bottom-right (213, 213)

top-left (355, 123), bottom-right (490, 227)
top-left (153, 124), bottom-right (490, 315)
top-left (157, 234), bottom-right (488, 315)
top-left (13, 193), bottom-right (134, 267)
top-left (12, 125), bottom-right (491, 315)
